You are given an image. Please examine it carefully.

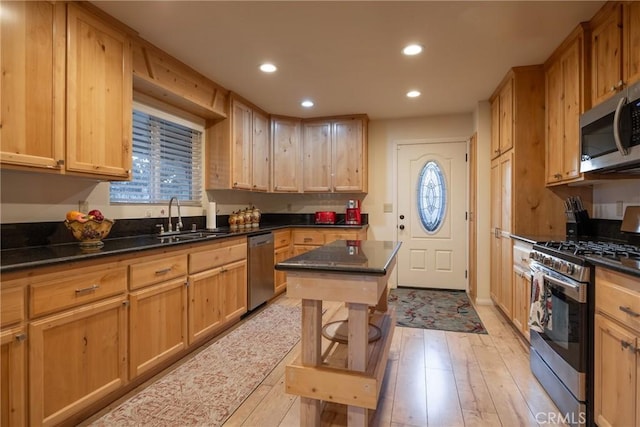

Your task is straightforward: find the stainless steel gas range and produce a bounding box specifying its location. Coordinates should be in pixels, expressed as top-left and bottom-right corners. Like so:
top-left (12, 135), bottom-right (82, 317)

top-left (529, 239), bottom-right (640, 427)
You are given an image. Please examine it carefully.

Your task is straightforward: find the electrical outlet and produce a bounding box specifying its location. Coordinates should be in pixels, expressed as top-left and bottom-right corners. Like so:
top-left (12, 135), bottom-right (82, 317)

top-left (78, 200), bottom-right (89, 213)
top-left (145, 209), bottom-right (152, 218)
top-left (383, 203), bottom-right (393, 213)
top-left (616, 201), bottom-right (624, 217)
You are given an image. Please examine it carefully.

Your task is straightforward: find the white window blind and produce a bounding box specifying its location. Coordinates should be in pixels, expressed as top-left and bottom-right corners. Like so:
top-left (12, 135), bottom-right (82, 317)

top-left (110, 106), bottom-right (203, 204)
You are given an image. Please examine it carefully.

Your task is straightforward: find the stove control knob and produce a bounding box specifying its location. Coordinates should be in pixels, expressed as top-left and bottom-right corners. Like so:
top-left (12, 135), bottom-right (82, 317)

top-left (566, 264), bottom-right (575, 275)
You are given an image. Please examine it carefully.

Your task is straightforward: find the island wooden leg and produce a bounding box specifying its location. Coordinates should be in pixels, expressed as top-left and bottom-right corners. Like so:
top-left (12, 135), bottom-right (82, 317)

top-left (300, 298), bottom-right (322, 426)
top-left (347, 302), bottom-right (369, 426)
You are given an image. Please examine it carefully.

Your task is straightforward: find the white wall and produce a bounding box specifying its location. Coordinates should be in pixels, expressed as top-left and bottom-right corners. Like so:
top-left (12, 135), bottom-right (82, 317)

top-left (366, 113), bottom-right (475, 288)
top-left (591, 180), bottom-right (640, 219)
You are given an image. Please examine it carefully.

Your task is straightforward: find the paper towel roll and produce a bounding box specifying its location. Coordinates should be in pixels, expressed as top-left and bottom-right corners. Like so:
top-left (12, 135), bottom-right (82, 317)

top-left (206, 202), bottom-right (217, 230)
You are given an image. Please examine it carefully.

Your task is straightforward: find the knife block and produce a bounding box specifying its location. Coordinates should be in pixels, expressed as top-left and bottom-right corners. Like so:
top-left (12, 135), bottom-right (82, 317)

top-left (566, 211), bottom-right (591, 240)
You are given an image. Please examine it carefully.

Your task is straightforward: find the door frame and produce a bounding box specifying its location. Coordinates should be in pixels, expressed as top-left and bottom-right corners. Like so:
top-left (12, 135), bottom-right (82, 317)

top-left (392, 137), bottom-right (470, 290)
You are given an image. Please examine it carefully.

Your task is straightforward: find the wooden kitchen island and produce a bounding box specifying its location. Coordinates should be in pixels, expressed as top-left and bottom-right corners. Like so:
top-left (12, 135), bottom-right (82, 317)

top-left (275, 240), bottom-right (401, 427)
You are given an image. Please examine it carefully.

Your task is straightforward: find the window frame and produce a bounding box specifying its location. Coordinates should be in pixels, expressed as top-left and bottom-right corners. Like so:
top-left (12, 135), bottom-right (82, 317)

top-left (109, 100), bottom-right (205, 207)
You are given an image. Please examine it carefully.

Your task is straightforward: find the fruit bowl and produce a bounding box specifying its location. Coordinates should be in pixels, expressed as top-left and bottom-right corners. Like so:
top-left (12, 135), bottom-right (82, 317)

top-left (64, 218), bottom-right (114, 247)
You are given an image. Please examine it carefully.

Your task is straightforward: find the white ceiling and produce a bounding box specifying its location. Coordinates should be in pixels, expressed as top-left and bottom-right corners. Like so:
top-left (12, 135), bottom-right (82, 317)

top-left (92, 1), bottom-right (604, 120)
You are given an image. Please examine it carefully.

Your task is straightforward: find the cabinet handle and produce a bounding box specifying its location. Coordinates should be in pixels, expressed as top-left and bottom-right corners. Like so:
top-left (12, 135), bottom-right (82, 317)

top-left (621, 340), bottom-right (637, 352)
top-left (304, 237), bottom-right (313, 242)
top-left (15, 333), bottom-right (27, 342)
top-left (75, 284), bottom-right (99, 295)
top-left (122, 300), bottom-right (130, 307)
top-left (155, 267), bottom-right (172, 275)
top-left (619, 306), bottom-right (640, 317)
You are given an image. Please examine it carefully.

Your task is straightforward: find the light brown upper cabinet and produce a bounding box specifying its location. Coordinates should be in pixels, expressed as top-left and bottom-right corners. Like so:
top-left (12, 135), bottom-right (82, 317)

top-left (490, 80), bottom-right (513, 159)
top-left (0, 1), bottom-right (65, 171)
top-left (0, 1), bottom-right (133, 180)
top-left (271, 116), bottom-right (302, 192)
top-left (591, 1), bottom-right (640, 106)
top-left (207, 94), bottom-right (270, 191)
top-left (302, 115), bottom-right (368, 193)
top-left (545, 23), bottom-right (591, 186)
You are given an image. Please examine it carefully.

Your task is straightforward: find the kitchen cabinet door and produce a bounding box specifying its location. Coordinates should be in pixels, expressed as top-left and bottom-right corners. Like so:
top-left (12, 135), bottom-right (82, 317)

top-left (591, 3), bottom-right (624, 105)
top-left (251, 109), bottom-right (270, 191)
top-left (332, 118), bottom-right (366, 192)
top-left (0, 1), bottom-right (65, 171)
top-left (594, 313), bottom-right (638, 427)
top-left (188, 267), bottom-right (224, 344)
top-left (29, 296), bottom-right (127, 427)
top-left (1, 326), bottom-right (26, 427)
top-left (624, 1), bottom-right (640, 87)
top-left (302, 121), bottom-right (332, 192)
top-left (231, 99), bottom-right (253, 190)
top-left (498, 79), bottom-right (514, 154)
top-left (512, 267), bottom-right (531, 340)
top-left (129, 278), bottom-right (188, 379)
top-left (272, 116), bottom-right (302, 192)
top-left (220, 259), bottom-right (247, 323)
top-left (274, 246), bottom-right (291, 296)
top-left (65, 3), bottom-right (132, 180)
top-left (491, 98), bottom-right (501, 159)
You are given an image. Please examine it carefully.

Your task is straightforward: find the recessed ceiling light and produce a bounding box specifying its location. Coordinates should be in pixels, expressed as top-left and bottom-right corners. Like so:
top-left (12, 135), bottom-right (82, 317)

top-left (301, 100), bottom-right (314, 108)
top-left (402, 44), bottom-right (423, 56)
top-left (259, 63), bottom-right (277, 73)
top-left (406, 90), bottom-right (421, 98)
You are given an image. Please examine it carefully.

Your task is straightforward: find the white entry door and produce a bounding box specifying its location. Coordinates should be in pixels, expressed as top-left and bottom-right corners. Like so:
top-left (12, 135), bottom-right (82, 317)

top-left (396, 141), bottom-right (467, 289)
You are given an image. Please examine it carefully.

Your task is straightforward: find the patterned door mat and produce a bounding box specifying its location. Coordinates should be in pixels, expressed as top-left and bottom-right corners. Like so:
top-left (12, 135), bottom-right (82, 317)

top-left (388, 288), bottom-right (487, 334)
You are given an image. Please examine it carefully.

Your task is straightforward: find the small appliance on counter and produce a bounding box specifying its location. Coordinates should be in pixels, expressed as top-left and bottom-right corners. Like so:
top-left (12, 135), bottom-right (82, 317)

top-left (345, 199), bottom-right (361, 225)
top-left (315, 211), bottom-right (336, 225)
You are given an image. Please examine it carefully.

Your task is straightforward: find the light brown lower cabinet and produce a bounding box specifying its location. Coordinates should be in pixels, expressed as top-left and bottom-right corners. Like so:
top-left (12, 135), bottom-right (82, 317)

top-left (273, 229), bottom-right (292, 296)
top-left (292, 227), bottom-right (367, 256)
top-left (128, 277), bottom-right (188, 379)
top-left (1, 326), bottom-right (26, 427)
top-left (594, 268), bottom-right (640, 427)
top-left (512, 267), bottom-right (531, 341)
top-left (28, 296), bottom-right (127, 427)
top-left (187, 259), bottom-right (247, 344)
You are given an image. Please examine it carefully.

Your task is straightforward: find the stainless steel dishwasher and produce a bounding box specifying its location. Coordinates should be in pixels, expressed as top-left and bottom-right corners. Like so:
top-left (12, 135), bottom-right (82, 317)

top-left (247, 232), bottom-right (275, 310)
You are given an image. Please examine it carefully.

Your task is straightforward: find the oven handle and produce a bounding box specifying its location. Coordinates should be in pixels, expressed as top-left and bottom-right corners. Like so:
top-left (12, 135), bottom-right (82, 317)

top-left (530, 262), bottom-right (586, 303)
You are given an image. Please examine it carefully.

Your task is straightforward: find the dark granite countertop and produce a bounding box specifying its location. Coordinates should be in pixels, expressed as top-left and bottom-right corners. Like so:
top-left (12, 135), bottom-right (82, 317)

top-left (0, 223), bottom-right (369, 274)
top-left (586, 255), bottom-right (640, 278)
top-left (510, 233), bottom-right (566, 245)
top-left (275, 239), bottom-right (401, 276)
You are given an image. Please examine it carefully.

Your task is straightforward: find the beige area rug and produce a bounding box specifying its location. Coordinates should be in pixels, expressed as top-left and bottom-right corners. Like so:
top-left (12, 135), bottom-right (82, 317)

top-left (90, 304), bottom-right (301, 426)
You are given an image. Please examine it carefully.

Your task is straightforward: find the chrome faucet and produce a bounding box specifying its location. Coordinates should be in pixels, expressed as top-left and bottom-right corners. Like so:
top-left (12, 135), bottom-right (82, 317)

top-left (168, 196), bottom-right (183, 233)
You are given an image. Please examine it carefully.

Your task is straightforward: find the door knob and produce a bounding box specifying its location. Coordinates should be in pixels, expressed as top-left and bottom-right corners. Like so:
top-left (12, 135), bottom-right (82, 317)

top-left (399, 225), bottom-right (405, 230)
top-left (399, 215), bottom-right (405, 220)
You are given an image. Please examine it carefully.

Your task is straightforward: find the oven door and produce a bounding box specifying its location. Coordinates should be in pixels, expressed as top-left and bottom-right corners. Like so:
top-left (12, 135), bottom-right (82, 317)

top-left (530, 262), bottom-right (588, 373)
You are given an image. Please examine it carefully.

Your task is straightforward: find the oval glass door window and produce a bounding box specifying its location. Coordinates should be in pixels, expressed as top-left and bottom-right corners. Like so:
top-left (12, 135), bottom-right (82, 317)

top-left (417, 160), bottom-right (447, 233)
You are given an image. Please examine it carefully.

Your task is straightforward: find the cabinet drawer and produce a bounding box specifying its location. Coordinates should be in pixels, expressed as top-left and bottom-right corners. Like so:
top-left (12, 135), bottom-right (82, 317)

top-left (130, 254), bottom-right (187, 290)
top-left (273, 229), bottom-right (291, 249)
top-left (30, 266), bottom-right (127, 318)
top-left (596, 268), bottom-right (640, 332)
top-left (293, 230), bottom-right (325, 246)
top-left (189, 241), bottom-right (247, 274)
top-left (1, 285), bottom-right (25, 327)
top-left (513, 243), bottom-right (532, 270)
top-left (324, 231), bottom-right (360, 244)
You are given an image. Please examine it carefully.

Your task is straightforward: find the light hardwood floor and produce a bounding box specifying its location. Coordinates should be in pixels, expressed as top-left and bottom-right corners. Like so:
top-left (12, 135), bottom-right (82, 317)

top-left (224, 296), bottom-right (567, 427)
top-left (83, 294), bottom-right (566, 427)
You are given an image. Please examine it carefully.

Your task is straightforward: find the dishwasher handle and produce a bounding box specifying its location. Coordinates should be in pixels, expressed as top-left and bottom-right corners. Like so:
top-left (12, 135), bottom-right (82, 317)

top-left (248, 232), bottom-right (273, 248)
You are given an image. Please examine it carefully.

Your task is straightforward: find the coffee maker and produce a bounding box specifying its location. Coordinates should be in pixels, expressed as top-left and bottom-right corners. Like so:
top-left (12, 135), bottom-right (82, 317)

top-left (345, 200), bottom-right (361, 225)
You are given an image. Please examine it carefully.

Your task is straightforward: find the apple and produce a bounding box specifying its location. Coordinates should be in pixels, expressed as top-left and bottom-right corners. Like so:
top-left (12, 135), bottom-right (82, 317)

top-left (88, 209), bottom-right (104, 221)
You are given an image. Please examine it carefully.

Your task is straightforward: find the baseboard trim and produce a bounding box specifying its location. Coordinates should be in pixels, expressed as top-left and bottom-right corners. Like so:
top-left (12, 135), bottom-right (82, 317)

top-left (474, 298), bottom-right (493, 306)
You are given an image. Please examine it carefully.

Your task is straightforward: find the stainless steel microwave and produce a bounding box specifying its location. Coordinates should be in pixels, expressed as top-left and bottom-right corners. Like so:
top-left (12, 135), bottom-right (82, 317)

top-left (580, 80), bottom-right (640, 173)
